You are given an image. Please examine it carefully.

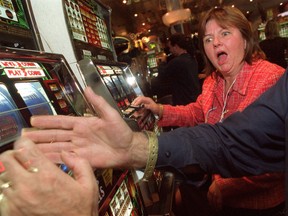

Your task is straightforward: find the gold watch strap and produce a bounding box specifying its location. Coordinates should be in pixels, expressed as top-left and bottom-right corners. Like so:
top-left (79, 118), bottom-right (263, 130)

top-left (142, 131), bottom-right (158, 180)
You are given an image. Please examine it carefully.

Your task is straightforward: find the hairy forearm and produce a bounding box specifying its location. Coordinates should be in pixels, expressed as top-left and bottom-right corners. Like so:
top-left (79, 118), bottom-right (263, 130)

top-left (129, 132), bottom-right (149, 169)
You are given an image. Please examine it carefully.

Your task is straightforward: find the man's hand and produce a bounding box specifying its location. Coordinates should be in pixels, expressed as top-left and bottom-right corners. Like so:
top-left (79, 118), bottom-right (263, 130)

top-left (22, 87), bottom-right (149, 169)
top-left (0, 137), bottom-right (98, 216)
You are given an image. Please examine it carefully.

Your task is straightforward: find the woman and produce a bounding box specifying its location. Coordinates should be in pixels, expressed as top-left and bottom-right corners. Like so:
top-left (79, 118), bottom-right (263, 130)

top-left (132, 7), bottom-right (285, 216)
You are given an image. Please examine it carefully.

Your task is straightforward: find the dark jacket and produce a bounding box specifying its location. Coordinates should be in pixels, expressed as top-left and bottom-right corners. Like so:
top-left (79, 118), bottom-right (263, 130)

top-left (158, 53), bottom-right (200, 106)
top-left (260, 37), bottom-right (288, 68)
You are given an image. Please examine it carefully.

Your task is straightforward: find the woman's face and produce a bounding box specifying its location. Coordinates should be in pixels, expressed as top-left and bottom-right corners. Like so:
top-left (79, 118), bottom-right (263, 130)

top-left (203, 19), bottom-right (246, 77)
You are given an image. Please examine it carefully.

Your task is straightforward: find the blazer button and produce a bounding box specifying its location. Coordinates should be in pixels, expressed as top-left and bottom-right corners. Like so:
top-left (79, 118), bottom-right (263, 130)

top-left (165, 151), bottom-right (171, 158)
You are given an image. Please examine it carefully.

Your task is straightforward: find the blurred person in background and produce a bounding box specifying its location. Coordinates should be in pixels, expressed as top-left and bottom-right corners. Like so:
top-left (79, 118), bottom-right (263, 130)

top-left (259, 19), bottom-right (288, 68)
top-left (156, 33), bottom-right (201, 106)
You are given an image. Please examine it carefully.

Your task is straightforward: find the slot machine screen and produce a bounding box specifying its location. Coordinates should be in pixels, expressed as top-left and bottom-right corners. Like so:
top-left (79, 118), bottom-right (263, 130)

top-left (67, 0), bottom-right (112, 49)
top-left (0, 0), bottom-right (18, 22)
top-left (14, 82), bottom-right (56, 115)
top-left (111, 75), bottom-right (126, 98)
top-left (109, 181), bottom-right (133, 216)
top-left (0, 0), bottom-right (41, 50)
top-left (64, 0), bottom-right (115, 60)
top-left (103, 76), bottom-right (120, 101)
top-left (0, 84), bottom-right (26, 147)
top-left (118, 75), bottom-right (133, 95)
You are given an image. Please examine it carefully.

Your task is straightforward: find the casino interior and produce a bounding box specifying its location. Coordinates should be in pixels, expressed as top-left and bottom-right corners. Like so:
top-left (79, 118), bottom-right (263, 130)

top-left (0, 0), bottom-right (287, 215)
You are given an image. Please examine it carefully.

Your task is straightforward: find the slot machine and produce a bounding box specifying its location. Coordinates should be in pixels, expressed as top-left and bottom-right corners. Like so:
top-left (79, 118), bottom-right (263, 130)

top-left (28, 1), bottom-right (156, 215)
top-left (0, 47), bottom-right (148, 216)
top-left (78, 59), bottom-right (156, 131)
top-left (28, 0), bottom-right (157, 133)
top-left (0, 0), bottom-right (94, 150)
top-left (0, 47), bottom-right (147, 216)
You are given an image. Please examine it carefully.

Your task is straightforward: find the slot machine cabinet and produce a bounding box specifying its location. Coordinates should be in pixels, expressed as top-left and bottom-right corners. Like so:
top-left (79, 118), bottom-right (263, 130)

top-left (28, 0), bottom-right (115, 90)
top-left (96, 169), bottom-right (146, 216)
top-left (0, 47), bottom-right (94, 152)
top-left (120, 64), bottom-right (158, 132)
top-left (28, 0), bottom-right (157, 132)
top-left (0, 0), bottom-right (43, 50)
top-left (78, 58), bottom-right (157, 132)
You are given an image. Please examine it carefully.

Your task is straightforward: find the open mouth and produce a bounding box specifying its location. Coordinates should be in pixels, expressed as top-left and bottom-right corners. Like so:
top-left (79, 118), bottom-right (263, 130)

top-left (217, 51), bottom-right (228, 65)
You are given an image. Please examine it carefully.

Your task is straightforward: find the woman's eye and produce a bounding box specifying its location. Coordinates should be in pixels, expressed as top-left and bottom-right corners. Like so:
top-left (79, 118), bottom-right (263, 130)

top-left (222, 31), bottom-right (230, 36)
top-left (204, 37), bottom-right (213, 43)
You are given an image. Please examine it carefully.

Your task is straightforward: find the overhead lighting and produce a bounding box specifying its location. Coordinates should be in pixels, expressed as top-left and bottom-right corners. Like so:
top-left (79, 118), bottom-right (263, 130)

top-left (162, 8), bottom-right (191, 26)
top-left (134, 13), bottom-right (138, 17)
top-left (123, 0), bottom-right (127, 4)
top-left (278, 11), bottom-right (288, 17)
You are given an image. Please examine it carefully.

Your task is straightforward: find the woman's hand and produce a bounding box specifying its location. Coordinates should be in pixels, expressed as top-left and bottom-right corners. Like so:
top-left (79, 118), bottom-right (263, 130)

top-left (132, 96), bottom-right (161, 115)
top-left (207, 181), bottom-right (223, 211)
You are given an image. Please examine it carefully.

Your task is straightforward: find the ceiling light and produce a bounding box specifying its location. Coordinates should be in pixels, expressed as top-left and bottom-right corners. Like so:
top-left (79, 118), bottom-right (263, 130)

top-left (134, 13), bottom-right (138, 17)
top-left (162, 8), bottom-right (191, 26)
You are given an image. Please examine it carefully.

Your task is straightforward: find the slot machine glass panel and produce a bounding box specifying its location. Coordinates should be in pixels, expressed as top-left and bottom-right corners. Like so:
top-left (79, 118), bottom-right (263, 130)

top-left (0, 47), bottom-right (94, 151)
top-left (0, 84), bottom-right (26, 147)
top-left (15, 82), bottom-right (56, 115)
